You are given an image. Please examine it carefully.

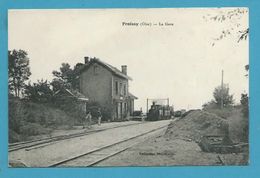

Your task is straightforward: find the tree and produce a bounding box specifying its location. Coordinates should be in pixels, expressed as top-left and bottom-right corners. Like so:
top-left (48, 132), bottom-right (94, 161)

top-left (51, 62), bottom-right (84, 92)
top-left (241, 64), bottom-right (249, 118)
top-left (24, 79), bottom-right (53, 103)
top-left (213, 84), bottom-right (234, 108)
top-left (240, 93), bottom-right (249, 117)
top-left (203, 8), bottom-right (248, 46)
top-left (8, 49), bottom-right (31, 97)
top-left (51, 63), bottom-right (74, 92)
top-left (50, 78), bottom-right (65, 93)
top-left (71, 63), bottom-right (85, 90)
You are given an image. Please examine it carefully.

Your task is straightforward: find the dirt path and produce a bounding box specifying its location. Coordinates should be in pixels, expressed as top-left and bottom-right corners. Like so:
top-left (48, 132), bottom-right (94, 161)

top-left (96, 131), bottom-right (248, 166)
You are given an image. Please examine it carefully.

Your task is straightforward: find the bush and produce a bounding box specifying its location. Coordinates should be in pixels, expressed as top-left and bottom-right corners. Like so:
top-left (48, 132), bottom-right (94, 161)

top-left (202, 100), bottom-right (218, 110)
top-left (202, 100), bottom-right (233, 119)
top-left (240, 93), bottom-right (249, 142)
top-left (85, 101), bottom-right (112, 122)
top-left (8, 98), bottom-right (23, 134)
top-left (9, 129), bottom-right (21, 143)
top-left (8, 97), bottom-right (77, 142)
top-left (100, 106), bottom-right (112, 121)
top-left (52, 96), bottom-right (85, 125)
top-left (204, 108), bottom-right (233, 119)
top-left (19, 122), bottom-right (51, 136)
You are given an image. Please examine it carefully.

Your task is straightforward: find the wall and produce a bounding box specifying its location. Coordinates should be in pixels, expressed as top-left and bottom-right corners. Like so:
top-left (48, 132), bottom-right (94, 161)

top-left (80, 63), bottom-right (112, 107)
top-left (112, 75), bottom-right (128, 100)
top-left (112, 75), bottom-right (129, 119)
top-left (80, 62), bottom-right (132, 120)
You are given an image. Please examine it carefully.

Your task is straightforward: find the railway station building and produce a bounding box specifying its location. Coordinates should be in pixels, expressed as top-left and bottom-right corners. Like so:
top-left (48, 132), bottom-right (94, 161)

top-left (79, 57), bottom-right (137, 121)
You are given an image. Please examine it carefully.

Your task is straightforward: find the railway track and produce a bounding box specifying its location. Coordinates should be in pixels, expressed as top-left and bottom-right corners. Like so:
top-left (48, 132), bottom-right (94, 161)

top-left (49, 125), bottom-right (168, 167)
top-left (9, 122), bottom-right (147, 152)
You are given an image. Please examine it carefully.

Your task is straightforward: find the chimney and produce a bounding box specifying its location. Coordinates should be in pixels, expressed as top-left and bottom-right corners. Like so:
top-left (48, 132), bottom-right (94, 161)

top-left (121, 65), bottom-right (127, 75)
top-left (84, 56), bottom-right (89, 64)
top-left (90, 57), bottom-right (98, 62)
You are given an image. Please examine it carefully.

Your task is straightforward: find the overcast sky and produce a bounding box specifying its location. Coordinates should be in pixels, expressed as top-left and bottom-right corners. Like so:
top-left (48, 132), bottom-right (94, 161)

top-left (8, 8), bottom-right (248, 111)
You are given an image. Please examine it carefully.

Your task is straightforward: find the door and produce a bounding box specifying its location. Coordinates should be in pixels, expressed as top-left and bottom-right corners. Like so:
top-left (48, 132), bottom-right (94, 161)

top-left (117, 102), bottom-right (123, 119)
top-left (120, 102), bottom-right (123, 119)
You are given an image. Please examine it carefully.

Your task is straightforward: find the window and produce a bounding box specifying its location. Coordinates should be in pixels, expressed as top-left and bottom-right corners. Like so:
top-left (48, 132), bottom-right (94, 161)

top-left (124, 103), bottom-right (127, 115)
top-left (124, 84), bottom-right (126, 96)
top-left (119, 83), bottom-right (123, 95)
top-left (115, 81), bottom-right (118, 95)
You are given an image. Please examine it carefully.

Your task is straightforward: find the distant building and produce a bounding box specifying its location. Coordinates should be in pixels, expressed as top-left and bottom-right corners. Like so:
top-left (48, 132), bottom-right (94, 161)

top-left (79, 57), bottom-right (137, 120)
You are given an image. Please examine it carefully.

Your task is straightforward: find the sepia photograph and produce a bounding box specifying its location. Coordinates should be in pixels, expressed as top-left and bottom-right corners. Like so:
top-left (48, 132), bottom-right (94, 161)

top-left (8, 8), bottom-right (249, 167)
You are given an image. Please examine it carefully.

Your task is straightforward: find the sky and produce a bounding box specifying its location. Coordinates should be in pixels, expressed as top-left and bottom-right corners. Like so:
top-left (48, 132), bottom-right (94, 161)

top-left (8, 8), bottom-right (248, 111)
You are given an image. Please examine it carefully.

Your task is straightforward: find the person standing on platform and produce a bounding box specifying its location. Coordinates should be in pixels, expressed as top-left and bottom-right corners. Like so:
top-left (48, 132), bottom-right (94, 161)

top-left (97, 108), bottom-right (102, 126)
top-left (84, 111), bottom-right (92, 129)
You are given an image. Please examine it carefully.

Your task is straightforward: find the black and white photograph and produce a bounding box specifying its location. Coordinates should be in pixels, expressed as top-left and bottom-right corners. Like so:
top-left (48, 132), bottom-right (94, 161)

top-left (8, 8), bottom-right (249, 167)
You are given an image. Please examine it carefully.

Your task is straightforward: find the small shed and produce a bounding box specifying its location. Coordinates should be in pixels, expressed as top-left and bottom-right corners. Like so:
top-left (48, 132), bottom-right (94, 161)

top-left (53, 88), bottom-right (89, 113)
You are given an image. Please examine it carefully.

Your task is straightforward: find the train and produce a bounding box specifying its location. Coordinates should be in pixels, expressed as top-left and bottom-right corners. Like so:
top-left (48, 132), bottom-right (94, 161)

top-left (146, 102), bottom-right (174, 121)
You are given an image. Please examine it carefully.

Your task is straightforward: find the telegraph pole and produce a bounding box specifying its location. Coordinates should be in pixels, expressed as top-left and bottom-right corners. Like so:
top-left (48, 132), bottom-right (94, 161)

top-left (221, 70), bottom-right (224, 109)
top-left (146, 98), bottom-right (149, 114)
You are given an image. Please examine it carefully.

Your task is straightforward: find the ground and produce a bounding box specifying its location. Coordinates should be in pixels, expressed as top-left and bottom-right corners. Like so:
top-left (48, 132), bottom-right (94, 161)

top-left (96, 129), bottom-right (248, 166)
top-left (96, 108), bottom-right (249, 166)
top-left (9, 107), bottom-right (249, 167)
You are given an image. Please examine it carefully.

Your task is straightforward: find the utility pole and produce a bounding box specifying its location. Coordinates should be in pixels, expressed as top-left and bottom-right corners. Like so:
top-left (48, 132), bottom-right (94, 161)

top-left (221, 70), bottom-right (224, 109)
top-left (146, 98), bottom-right (149, 114)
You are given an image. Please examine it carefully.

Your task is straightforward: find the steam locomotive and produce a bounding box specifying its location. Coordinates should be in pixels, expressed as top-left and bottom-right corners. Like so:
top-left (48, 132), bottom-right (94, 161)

top-left (146, 102), bottom-right (174, 121)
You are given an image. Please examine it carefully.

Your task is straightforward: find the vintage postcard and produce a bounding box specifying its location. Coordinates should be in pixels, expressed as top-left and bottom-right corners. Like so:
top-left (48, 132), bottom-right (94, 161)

top-left (7, 8), bottom-right (248, 168)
